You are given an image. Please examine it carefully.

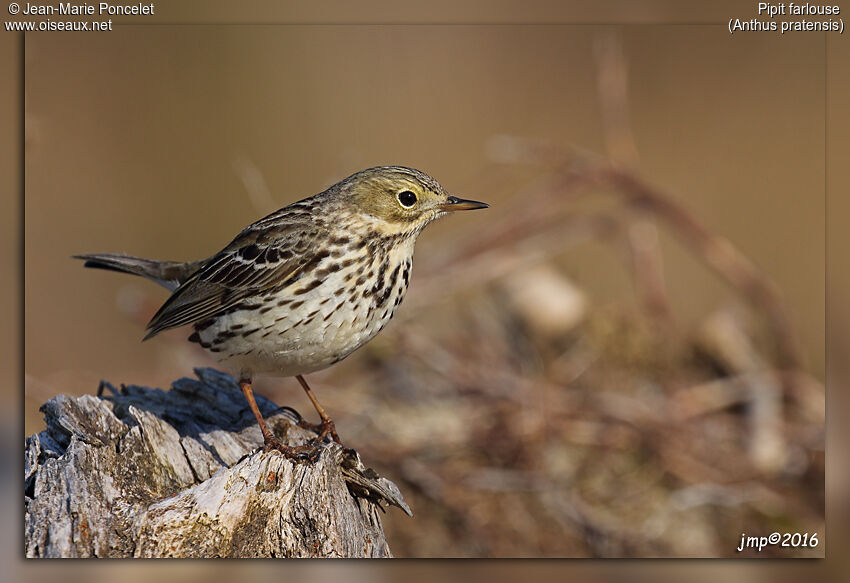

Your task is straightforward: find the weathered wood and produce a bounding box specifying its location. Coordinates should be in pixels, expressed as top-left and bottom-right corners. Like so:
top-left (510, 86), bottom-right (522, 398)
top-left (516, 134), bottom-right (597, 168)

top-left (24, 367), bottom-right (411, 558)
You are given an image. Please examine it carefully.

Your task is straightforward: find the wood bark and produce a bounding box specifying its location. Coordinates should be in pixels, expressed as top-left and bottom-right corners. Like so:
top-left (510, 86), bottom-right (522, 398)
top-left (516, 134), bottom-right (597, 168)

top-left (24, 367), bottom-right (411, 558)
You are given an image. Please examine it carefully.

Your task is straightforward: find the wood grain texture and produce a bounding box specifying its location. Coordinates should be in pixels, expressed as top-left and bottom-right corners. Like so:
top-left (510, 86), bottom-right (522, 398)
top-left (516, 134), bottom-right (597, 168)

top-left (24, 368), bottom-right (411, 558)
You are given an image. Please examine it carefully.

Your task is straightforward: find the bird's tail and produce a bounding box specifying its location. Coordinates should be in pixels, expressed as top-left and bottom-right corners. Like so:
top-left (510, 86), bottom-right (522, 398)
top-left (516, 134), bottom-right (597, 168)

top-left (73, 253), bottom-right (203, 291)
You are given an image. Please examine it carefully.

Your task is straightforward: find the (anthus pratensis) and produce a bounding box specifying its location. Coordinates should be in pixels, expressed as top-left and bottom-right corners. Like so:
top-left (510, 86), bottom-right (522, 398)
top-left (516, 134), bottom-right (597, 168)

top-left (76, 166), bottom-right (488, 459)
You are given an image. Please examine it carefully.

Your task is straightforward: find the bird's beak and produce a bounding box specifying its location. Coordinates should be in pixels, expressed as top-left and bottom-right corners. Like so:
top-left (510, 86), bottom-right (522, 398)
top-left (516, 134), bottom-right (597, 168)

top-left (440, 196), bottom-right (489, 212)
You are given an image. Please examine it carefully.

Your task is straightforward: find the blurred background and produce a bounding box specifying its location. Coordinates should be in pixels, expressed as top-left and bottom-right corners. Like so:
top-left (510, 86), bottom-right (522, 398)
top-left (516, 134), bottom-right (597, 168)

top-left (22, 22), bottom-right (827, 558)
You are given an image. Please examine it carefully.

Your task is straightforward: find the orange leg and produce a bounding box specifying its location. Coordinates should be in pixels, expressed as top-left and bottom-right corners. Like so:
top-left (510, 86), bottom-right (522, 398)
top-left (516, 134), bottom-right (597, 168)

top-left (239, 377), bottom-right (319, 461)
top-left (296, 375), bottom-right (342, 444)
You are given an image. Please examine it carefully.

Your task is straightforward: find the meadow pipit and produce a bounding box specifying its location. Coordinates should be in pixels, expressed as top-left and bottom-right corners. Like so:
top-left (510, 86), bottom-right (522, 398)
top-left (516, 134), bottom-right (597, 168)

top-left (76, 166), bottom-right (488, 459)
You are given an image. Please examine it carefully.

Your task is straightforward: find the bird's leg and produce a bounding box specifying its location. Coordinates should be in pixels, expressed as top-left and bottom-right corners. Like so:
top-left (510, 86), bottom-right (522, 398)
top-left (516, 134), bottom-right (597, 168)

top-left (239, 378), bottom-right (319, 462)
top-left (295, 375), bottom-right (342, 445)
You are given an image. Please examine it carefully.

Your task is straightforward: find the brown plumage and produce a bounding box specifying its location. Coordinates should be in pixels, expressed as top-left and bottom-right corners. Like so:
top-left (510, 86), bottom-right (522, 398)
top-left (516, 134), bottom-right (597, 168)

top-left (76, 166), bottom-right (488, 459)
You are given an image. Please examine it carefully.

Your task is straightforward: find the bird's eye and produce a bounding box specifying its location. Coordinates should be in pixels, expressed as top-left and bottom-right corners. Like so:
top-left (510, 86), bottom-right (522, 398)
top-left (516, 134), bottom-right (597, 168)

top-left (397, 190), bottom-right (417, 208)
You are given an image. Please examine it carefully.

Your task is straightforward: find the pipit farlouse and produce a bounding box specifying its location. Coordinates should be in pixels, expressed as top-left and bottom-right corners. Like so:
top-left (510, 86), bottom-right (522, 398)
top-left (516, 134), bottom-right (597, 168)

top-left (76, 166), bottom-right (488, 459)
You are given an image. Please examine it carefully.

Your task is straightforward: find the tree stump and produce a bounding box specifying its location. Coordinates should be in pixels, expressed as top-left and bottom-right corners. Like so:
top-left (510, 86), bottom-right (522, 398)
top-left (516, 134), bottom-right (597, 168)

top-left (24, 367), bottom-right (412, 558)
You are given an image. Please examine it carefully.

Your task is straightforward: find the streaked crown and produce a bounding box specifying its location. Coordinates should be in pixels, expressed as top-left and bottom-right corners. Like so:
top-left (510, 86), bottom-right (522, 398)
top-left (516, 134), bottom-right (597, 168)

top-left (332, 166), bottom-right (488, 236)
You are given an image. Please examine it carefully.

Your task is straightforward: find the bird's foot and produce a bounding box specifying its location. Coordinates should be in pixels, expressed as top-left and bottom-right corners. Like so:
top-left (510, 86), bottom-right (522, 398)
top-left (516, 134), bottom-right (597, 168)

top-left (298, 417), bottom-right (343, 445)
top-left (262, 436), bottom-right (322, 463)
top-left (317, 418), bottom-right (342, 444)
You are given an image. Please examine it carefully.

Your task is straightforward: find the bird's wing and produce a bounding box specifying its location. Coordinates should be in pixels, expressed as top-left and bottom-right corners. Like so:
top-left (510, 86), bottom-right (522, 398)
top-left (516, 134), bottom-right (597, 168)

top-left (144, 217), bottom-right (324, 339)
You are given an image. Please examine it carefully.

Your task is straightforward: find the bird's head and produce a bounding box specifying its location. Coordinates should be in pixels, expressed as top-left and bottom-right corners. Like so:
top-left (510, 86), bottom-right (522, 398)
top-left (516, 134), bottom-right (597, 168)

top-left (338, 166), bottom-right (488, 236)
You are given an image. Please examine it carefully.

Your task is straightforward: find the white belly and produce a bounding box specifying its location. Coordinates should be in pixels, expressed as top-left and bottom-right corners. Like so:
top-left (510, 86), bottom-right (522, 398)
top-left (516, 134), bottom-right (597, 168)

top-left (196, 241), bottom-right (413, 379)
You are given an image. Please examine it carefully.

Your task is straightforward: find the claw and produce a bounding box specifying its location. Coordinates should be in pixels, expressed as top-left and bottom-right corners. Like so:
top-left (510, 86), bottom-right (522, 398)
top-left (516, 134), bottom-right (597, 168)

top-left (262, 436), bottom-right (322, 463)
top-left (277, 406), bottom-right (304, 424)
top-left (317, 418), bottom-right (342, 444)
top-left (298, 417), bottom-right (343, 445)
